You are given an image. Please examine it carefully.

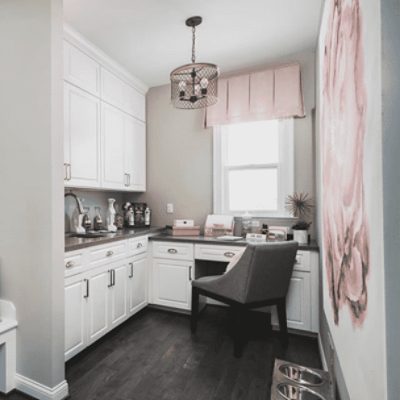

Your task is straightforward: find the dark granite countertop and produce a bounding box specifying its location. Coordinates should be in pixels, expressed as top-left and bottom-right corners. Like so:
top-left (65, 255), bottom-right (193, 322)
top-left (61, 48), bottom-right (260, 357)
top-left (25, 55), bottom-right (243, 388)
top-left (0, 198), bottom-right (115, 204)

top-left (65, 227), bottom-right (164, 252)
top-left (149, 233), bottom-right (319, 251)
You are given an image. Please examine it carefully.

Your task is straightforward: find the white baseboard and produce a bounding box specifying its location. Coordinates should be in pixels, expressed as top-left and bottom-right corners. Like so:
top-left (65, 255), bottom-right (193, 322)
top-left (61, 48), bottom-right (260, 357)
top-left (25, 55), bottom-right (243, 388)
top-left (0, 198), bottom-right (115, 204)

top-left (318, 333), bottom-right (328, 371)
top-left (15, 374), bottom-right (69, 400)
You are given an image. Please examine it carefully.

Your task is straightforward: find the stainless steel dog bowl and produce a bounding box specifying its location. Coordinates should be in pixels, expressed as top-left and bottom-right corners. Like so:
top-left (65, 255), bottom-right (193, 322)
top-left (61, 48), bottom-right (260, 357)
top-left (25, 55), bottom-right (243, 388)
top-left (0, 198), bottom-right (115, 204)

top-left (279, 364), bottom-right (323, 386)
top-left (277, 383), bottom-right (326, 400)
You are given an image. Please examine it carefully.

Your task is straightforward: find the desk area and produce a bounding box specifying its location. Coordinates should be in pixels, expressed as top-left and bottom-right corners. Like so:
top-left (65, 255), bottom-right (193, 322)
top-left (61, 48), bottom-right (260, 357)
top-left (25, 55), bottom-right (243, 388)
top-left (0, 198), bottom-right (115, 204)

top-left (149, 235), bottom-right (319, 333)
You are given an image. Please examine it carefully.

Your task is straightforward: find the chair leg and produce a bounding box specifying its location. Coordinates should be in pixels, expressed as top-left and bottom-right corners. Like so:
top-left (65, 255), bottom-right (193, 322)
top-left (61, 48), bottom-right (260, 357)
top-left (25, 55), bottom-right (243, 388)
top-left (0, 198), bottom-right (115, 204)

top-left (233, 305), bottom-right (246, 358)
top-left (277, 298), bottom-right (288, 347)
top-left (191, 287), bottom-right (199, 334)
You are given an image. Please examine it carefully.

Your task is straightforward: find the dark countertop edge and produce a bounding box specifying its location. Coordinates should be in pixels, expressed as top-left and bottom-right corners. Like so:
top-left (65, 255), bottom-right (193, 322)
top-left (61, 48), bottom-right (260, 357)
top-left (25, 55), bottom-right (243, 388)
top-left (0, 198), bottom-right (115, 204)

top-left (149, 234), bottom-right (319, 251)
top-left (65, 227), bottom-right (164, 252)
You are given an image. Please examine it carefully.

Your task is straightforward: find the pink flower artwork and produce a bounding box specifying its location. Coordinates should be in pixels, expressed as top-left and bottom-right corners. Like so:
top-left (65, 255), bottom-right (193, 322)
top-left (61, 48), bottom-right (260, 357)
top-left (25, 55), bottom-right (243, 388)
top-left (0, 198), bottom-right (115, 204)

top-left (321, 0), bottom-right (369, 327)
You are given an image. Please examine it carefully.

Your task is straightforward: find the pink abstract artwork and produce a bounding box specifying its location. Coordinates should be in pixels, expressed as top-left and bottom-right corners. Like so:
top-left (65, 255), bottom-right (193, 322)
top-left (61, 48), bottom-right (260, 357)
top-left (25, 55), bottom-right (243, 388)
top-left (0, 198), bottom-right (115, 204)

top-left (321, 0), bottom-right (369, 326)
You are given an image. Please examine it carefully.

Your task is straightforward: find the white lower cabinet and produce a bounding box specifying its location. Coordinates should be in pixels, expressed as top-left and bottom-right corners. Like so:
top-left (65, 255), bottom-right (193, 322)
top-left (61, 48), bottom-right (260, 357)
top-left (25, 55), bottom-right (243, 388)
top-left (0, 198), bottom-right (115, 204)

top-left (86, 266), bottom-right (110, 345)
top-left (109, 263), bottom-right (128, 329)
top-left (285, 271), bottom-right (312, 330)
top-left (64, 274), bottom-right (87, 361)
top-left (64, 237), bottom-right (149, 361)
top-left (128, 255), bottom-right (148, 315)
top-left (152, 258), bottom-right (193, 310)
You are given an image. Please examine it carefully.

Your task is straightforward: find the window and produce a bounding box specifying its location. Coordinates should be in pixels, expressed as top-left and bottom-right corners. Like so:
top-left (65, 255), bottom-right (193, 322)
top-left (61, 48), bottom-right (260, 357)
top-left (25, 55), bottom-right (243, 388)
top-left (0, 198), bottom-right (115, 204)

top-left (213, 119), bottom-right (294, 217)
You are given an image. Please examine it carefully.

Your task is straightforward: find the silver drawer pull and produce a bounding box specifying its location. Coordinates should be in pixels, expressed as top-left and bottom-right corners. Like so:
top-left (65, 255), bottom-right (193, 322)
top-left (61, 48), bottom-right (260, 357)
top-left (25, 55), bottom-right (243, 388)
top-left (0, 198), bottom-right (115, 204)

top-left (168, 248), bottom-right (178, 254)
top-left (106, 250), bottom-right (114, 257)
top-left (137, 242), bottom-right (143, 249)
top-left (224, 252), bottom-right (235, 258)
top-left (65, 261), bottom-right (75, 268)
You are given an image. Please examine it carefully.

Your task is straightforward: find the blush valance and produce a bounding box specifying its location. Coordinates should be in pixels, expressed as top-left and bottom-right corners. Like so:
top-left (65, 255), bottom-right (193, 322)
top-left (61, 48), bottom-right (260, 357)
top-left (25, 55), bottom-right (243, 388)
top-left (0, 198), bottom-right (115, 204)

top-left (205, 63), bottom-right (305, 127)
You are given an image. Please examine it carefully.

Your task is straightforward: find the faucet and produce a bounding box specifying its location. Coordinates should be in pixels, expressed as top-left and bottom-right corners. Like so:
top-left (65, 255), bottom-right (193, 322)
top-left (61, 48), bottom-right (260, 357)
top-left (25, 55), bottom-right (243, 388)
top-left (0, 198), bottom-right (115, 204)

top-left (64, 191), bottom-right (84, 214)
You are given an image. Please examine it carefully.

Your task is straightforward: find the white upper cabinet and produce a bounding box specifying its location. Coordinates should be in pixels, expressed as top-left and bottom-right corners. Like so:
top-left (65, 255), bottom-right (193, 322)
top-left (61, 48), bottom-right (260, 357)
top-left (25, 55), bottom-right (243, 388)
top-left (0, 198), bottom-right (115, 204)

top-left (101, 103), bottom-right (126, 190)
top-left (64, 41), bottom-right (100, 96)
top-left (124, 115), bottom-right (146, 191)
top-left (101, 67), bottom-right (146, 121)
top-left (125, 84), bottom-right (146, 122)
top-left (63, 30), bottom-right (147, 192)
top-left (64, 82), bottom-right (101, 188)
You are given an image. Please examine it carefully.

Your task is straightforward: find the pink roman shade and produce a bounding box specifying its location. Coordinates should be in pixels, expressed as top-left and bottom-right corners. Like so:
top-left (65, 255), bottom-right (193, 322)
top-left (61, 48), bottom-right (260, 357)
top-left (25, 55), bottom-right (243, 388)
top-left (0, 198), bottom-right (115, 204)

top-left (205, 63), bottom-right (305, 127)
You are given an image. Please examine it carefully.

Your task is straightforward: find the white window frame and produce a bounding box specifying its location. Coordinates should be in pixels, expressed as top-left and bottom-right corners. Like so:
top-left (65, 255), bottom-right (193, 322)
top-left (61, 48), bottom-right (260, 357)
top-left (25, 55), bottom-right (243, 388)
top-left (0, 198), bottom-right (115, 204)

top-left (213, 119), bottom-right (294, 217)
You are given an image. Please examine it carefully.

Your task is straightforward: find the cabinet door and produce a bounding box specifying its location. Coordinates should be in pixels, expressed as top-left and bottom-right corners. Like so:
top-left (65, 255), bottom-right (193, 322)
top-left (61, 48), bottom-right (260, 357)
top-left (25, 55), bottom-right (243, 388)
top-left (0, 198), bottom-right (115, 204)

top-left (64, 83), bottom-right (101, 188)
top-left (64, 275), bottom-right (87, 361)
top-left (125, 84), bottom-right (146, 121)
top-left (153, 259), bottom-right (193, 310)
top-left (109, 263), bottom-right (128, 328)
top-left (124, 115), bottom-right (146, 191)
top-left (87, 268), bottom-right (110, 344)
top-left (101, 67), bottom-right (125, 111)
top-left (285, 271), bottom-right (311, 331)
top-left (127, 255), bottom-right (148, 315)
top-left (64, 41), bottom-right (100, 96)
top-left (101, 103), bottom-right (126, 190)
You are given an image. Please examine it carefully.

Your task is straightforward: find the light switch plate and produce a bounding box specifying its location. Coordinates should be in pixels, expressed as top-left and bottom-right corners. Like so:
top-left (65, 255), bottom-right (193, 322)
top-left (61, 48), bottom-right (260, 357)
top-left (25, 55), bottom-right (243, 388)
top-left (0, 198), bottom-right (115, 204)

top-left (167, 203), bottom-right (174, 214)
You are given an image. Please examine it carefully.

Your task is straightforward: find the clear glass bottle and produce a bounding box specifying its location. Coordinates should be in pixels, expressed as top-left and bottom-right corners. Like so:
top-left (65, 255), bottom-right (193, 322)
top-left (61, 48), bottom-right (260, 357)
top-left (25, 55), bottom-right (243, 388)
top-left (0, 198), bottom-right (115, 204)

top-left (82, 206), bottom-right (92, 232)
top-left (93, 207), bottom-right (103, 231)
top-left (241, 211), bottom-right (252, 237)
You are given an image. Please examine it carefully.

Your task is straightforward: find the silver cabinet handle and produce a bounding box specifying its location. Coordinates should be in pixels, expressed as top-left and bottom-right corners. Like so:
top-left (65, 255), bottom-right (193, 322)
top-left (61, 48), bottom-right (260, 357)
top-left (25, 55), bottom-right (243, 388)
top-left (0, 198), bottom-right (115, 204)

top-left (66, 164), bottom-right (72, 181)
top-left (128, 173), bottom-right (131, 186)
top-left (106, 250), bottom-right (114, 257)
top-left (189, 265), bottom-right (192, 281)
top-left (65, 261), bottom-right (74, 268)
top-left (137, 242), bottom-right (143, 249)
top-left (224, 252), bottom-right (235, 258)
top-left (83, 279), bottom-right (89, 298)
top-left (168, 248), bottom-right (178, 254)
top-left (64, 163), bottom-right (68, 181)
top-left (107, 270), bottom-right (113, 288)
top-left (129, 262), bottom-right (134, 278)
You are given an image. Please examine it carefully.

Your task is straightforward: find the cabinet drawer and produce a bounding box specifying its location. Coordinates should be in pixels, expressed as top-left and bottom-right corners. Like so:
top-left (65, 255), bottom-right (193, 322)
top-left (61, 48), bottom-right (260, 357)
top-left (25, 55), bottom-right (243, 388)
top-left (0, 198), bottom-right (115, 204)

top-left (89, 241), bottom-right (127, 267)
top-left (195, 244), bottom-right (244, 262)
top-left (128, 236), bottom-right (148, 256)
top-left (152, 241), bottom-right (194, 261)
top-left (294, 250), bottom-right (311, 272)
top-left (64, 251), bottom-right (85, 276)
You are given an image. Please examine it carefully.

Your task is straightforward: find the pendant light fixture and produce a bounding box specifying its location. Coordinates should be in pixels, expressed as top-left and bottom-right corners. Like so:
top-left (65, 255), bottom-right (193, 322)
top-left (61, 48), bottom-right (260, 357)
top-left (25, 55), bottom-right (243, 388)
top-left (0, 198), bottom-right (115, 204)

top-left (170, 16), bottom-right (219, 109)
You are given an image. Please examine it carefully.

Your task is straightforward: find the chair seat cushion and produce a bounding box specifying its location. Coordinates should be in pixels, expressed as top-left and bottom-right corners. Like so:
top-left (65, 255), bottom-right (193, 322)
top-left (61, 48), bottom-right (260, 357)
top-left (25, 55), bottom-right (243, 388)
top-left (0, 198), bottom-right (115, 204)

top-left (192, 275), bottom-right (221, 290)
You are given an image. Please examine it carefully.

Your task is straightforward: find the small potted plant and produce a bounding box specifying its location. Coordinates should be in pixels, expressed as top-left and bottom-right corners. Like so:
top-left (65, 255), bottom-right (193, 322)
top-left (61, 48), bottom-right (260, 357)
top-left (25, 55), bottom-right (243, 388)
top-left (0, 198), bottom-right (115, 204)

top-left (285, 192), bottom-right (313, 244)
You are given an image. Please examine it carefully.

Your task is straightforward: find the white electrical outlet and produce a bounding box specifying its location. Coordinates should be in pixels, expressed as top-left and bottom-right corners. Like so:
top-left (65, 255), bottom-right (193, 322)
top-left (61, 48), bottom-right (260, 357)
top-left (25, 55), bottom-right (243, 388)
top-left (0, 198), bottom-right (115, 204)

top-left (167, 203), bottom-right (174, 214)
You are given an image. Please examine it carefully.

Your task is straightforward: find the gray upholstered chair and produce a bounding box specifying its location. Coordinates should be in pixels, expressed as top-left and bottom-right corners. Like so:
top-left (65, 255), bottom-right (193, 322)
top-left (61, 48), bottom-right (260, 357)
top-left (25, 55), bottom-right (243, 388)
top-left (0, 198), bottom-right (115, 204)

top-left (191, 241), bottom-right (298, 357)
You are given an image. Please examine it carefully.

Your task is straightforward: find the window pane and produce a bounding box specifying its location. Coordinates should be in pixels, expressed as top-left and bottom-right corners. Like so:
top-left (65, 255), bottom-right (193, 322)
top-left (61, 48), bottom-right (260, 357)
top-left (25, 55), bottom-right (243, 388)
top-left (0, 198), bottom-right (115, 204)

top-left (228, 168), bottom-right (278, 211)
top-left (226, 120), bottom-right (279, 166)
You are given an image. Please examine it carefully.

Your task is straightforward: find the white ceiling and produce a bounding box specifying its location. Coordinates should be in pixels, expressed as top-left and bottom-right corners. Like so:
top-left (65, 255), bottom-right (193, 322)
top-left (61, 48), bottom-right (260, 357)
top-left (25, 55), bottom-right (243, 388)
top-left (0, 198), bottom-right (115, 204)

top-left (64, 0), bottom-right (323, 88)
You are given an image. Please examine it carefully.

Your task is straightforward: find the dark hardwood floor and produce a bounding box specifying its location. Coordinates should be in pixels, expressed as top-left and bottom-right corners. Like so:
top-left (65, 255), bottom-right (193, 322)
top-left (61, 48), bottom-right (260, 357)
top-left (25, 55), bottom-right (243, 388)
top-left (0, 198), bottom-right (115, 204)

top-left (2, 307), bottom-right (321, 400)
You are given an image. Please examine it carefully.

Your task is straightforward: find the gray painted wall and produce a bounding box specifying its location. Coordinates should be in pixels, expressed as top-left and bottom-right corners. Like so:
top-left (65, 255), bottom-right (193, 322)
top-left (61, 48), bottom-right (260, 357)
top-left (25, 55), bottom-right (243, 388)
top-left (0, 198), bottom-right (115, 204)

top-left (138, 50), bottom-right (317, 233)
top-left (381, 0), bottom-right (400, 398)
top-left (0, 0), bottom-right (65, 389)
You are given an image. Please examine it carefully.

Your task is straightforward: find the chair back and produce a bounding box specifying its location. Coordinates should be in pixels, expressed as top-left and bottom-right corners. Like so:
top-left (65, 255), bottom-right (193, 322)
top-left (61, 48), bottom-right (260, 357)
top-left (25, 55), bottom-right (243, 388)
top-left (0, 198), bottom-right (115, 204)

top-left (224, 241), bottom-right (298, 304)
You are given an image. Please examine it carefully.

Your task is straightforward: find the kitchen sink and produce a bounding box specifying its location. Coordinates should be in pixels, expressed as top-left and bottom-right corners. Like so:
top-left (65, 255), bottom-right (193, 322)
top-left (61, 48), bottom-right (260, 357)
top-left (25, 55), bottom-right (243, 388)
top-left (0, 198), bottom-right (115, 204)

top-left (69, 232), bottom-right (107, 239)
